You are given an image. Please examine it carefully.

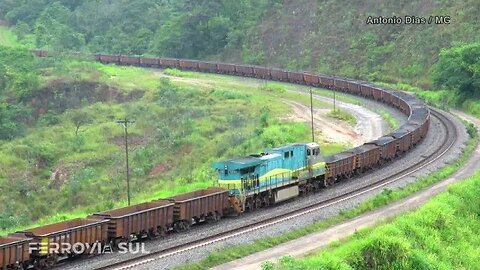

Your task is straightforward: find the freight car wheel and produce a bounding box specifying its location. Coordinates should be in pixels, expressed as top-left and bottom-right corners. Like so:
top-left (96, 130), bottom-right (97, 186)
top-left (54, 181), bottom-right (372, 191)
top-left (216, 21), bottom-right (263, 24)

top-left (323, 178), bottom-right (335, 187)
top-left (156, 226), bottom-right (166, 237)
top-left (174, 221), bottom-right (191, 232)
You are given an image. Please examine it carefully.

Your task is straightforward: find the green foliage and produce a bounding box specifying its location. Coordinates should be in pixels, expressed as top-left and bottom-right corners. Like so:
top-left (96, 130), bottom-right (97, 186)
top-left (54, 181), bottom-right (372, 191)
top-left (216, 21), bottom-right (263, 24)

top-left (327, 109), bottom-right (356, 126)
top-left (1, 0), bottom-right (278, 58)
top-left (163, 68), bottom-right (197, 78)
top-left (433, 43), bottom-right (480, 99)
top-left (259, 83), bottom-right (287, 93)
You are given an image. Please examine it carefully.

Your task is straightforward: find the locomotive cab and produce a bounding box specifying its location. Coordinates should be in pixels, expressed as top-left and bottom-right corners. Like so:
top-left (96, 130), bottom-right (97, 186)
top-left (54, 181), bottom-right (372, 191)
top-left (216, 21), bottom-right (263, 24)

top-left (305, 142), bottom-right (325, 178)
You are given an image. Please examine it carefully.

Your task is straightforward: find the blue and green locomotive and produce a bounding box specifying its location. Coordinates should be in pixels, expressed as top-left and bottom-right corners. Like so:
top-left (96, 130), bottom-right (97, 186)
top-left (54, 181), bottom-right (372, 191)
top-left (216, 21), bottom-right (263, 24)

top-left (212, 142), bottom-right (325, 213)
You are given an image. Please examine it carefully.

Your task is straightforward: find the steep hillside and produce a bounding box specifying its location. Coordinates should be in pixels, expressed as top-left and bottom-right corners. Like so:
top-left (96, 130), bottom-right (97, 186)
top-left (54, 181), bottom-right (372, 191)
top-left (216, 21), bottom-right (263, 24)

top-left (241, 0), bottom-right (480, 87)
top-left (2, 0), bottom-right (479, 87)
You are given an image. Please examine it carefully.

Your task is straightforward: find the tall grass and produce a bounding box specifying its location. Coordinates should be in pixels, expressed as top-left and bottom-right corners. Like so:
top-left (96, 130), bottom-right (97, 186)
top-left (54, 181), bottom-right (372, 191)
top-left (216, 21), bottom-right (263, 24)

top-left (272, 170), bottom-right (480, 269)
top-left (327, 109), bottom-right (357, 126)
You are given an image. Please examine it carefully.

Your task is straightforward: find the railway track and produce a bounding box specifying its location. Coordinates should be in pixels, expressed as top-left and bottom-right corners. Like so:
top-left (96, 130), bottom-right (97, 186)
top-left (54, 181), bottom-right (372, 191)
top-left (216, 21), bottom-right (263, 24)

top-left (94, 108), bottom-right (457, 270)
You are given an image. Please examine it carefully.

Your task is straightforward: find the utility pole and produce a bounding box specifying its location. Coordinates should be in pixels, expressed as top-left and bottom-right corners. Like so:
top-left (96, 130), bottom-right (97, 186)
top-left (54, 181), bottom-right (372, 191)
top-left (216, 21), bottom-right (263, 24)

top-left (310, 88), bottom-right (315, 142)
top-left (333, 87), bottom-right (336, 112)
top-left (117, 117), bottom-right (135, 206)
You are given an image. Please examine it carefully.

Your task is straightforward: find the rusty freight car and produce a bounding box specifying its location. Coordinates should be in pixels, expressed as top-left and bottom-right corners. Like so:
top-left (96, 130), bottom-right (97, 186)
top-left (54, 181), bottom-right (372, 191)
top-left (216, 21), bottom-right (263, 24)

top-left (235, 65), bottom-right (254, 76)
top-left (159, 58), bottom-right (179, 68)
top-left (303, 73), bottom-right (319, 86)
top-left (119, 55), bottom-right (140, 65)
top-left (179, 59), bottom-right (199, 70)
top-left (18, 218), bottom-right (109, 267)
top-left (350, 145), bottom-right (381, 172)
top-left (139, 57), bottom-right (160, 67)
top-left (169, 187), bottom-right (229, 231)
top-left (0, 235), bottom-right (31, 270)
top-left (325, 151), bottom-right (356, 185)
top-left (365, 136), bottom-right (397, 162)
top-left (287, 71), bottom-right (304, 84)
top-left (198, 62), bottom-right (218, 73)
top-left (92, 200), bottom-right (174, 243)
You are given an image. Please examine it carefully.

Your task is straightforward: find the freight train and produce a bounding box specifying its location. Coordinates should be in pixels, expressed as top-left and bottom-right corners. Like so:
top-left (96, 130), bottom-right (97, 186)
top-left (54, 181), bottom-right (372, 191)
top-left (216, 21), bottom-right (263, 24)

top-left (0, 51), bottom-right (429, 269)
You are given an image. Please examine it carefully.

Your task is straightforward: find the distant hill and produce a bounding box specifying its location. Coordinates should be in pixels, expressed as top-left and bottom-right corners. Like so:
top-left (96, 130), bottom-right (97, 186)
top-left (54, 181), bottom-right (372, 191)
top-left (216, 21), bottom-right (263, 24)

top-left (1, 0), bottom-right (479, 86)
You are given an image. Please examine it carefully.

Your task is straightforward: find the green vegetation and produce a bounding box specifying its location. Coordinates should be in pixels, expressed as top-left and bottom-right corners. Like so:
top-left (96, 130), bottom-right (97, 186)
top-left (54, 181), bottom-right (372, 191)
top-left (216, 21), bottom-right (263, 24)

top-left (0, 26), bottom-right (20, 47)
top-left (371, 108), bottom-right (399, 131)
top-left (175, 123), bottom-right (478, 270)
top-left (327, 109), bottom-right (356, 126)
top-left (259, 83), bottom-right (287, 94)
top-left (270, 169), bottom-right (480, 269)
top-left (0, 0), bottom-right (279, 58)
top-left (163, 68), bottom-right (199, 78)
top-left (2, 1), bottom-right (478, 89)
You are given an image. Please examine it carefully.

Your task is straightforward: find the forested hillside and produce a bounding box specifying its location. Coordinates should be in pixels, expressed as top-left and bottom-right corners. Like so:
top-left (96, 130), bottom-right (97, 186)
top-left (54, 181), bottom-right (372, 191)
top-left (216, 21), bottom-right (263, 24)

top-left (1, 0), bottom-right (479, 87)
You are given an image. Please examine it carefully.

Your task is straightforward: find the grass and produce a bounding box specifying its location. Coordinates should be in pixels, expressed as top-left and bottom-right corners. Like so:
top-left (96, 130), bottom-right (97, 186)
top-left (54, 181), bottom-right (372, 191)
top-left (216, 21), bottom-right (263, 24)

top-left (174, 121), bottom-right (479, 270)
top-left (163, 68), bottom-right (200, 78)
top-left (271, 166), bottom-right (480, 269)
top-left (0, 26), bottom-right (20, 47)
top-left (259, 82), bottom-right (287, 93)
top-left (371, 108), bottom-right (399, 131)
top-left (327, 109), bottom-right (357, 126)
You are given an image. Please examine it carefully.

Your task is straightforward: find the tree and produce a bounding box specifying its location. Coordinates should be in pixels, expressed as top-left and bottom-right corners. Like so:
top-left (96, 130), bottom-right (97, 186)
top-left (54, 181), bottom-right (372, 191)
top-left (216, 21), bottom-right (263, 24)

top-left (69, 110), bottom-right (92, 135)
top-left (432, 43), bottom-right (480, 98)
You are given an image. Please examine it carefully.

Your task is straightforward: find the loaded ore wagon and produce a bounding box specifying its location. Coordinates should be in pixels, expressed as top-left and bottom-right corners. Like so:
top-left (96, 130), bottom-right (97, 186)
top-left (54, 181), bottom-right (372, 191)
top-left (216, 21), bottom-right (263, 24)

top-left (303, 73), bottom-right (319, 86)
top-left (139, 57), bottom-right (160, 67)
top-left (159, 58), bottom-right (179, 68)
top-left (217, 63), bottom-right (236, 74)
top-left (179, 59), bottom-right (199, 70)
top-left (198, 62), bottom-right (218, 73)
top-left (92, 200), bottom-right (174, 242)
top-left (270, 68), bottom-right (288, 81)
top-left (235, 65), bottom-right (254, 76)
top-left (0, 235), bottom-right (31, 270)
top-left (17, 218), bottom-right (109, 267)
top-left (390, 128), bottom-right (413, 153)
top-left (325, 152), bottom-right (356, 185)
top-left (253, 66), bottom-right (271, 79)
top-left (365, 136), bottom-right (397, 162)
top-left (169, 187), bottom-right (229, 231)
top-left (287, 71), bottom-right (304, 84)
top-left (119, 55), bottom-right (140, 65)
top-left (99, 54), bottom-right (120, 64)
top-left (350, 145), bottom-right (381, 171)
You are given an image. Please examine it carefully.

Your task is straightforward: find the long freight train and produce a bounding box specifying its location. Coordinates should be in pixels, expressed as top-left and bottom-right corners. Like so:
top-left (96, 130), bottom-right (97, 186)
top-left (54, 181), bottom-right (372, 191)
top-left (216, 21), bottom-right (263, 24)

top-left (0, 51), bottom-right (429, 269)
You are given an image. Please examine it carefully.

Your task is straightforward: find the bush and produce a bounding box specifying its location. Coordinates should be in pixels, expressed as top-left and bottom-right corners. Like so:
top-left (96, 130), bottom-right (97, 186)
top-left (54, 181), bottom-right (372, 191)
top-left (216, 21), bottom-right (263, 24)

top-left (259, 83), bottom-right (286, 93)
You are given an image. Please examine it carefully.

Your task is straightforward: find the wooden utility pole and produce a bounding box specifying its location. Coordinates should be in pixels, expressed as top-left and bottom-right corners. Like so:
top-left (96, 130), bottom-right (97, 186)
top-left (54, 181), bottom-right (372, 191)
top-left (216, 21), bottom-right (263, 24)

top-left (117, 117), bottom-right (135, 206)
top-left (310, 88), bottom-right (315, 142)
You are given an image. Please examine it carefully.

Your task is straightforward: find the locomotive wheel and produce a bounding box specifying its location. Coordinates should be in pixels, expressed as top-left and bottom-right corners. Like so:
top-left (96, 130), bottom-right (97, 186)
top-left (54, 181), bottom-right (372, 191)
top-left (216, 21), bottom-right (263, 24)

top-left (245, 199), bottom-right (254, 212)
top-left (263, 196), bottom-right (271, 207)
top-left (254, 197), bottom-right (262, 209)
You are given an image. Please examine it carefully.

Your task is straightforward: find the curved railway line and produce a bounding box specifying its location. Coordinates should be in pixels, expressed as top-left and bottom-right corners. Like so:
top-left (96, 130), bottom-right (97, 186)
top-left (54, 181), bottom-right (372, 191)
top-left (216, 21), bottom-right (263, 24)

top-left (94, 108), bottom-right (457, 270)
top-left (0, 50), bottom-right (463, 270)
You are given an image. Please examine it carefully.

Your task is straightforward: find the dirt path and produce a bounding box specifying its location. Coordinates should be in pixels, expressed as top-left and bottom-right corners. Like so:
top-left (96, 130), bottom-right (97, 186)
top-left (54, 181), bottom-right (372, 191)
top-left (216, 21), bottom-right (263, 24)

top-left (283, 100), bottom-right (360, 145)
top-left (157, 71), bottom-right (386, 146)
top-left (213, 111), bottom-right (479, 270)
top-left (309, 92), bottom-right (384, 145)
